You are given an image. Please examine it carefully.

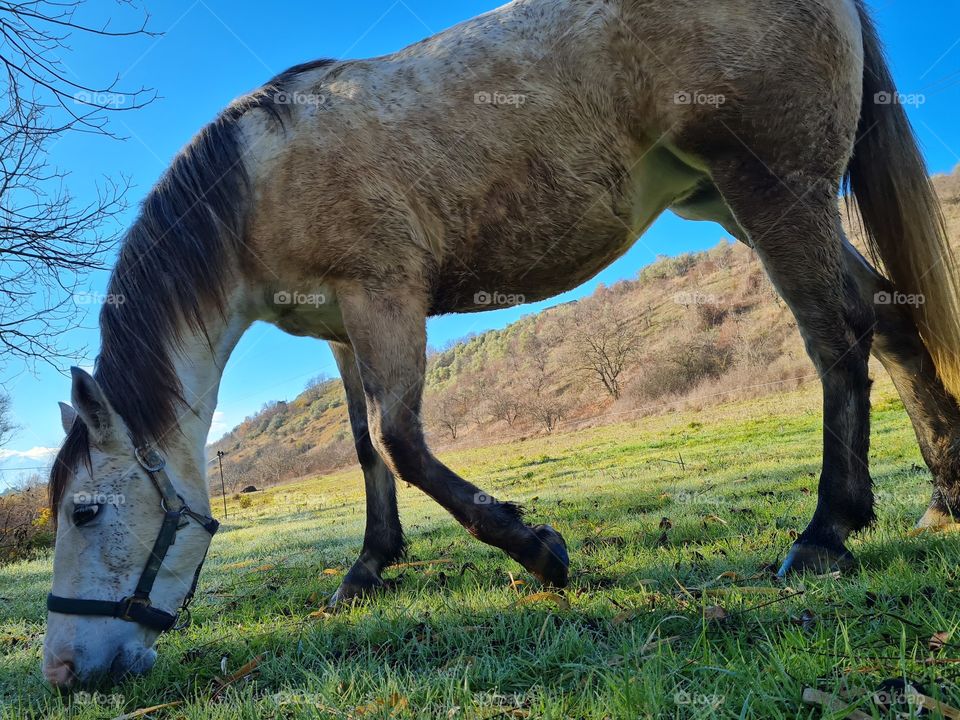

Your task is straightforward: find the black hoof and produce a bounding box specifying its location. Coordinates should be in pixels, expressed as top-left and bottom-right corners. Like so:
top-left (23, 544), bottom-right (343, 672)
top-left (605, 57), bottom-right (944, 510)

top-left (523, 524), bottom-right (569, 588)
top-left (327, 564), bottom-right (386, 608)
top-left (777, 541), bottom-right (855, 577)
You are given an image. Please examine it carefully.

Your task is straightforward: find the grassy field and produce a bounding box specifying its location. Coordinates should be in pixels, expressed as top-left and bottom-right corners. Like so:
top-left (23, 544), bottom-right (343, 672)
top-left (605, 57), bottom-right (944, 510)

top-left (3, 379), bottom-right (960, 719)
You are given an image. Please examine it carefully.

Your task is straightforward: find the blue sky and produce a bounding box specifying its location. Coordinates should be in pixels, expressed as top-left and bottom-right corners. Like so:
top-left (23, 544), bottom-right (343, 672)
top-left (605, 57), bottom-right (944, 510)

top-left (2, 0), bottom-right (960, 488)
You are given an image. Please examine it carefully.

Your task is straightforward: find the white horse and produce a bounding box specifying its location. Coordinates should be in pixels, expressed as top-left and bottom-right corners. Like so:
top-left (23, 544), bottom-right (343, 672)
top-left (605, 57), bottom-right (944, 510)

top-left (44, 0), bottom-right (960, 689)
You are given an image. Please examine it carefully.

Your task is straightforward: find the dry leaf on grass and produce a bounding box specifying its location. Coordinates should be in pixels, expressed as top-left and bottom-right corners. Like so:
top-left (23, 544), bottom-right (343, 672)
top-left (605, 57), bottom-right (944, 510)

top-left (801, 688), bottom-right (871, 720)
top-left (703, 605), bottom-right (728, 621)
top-left (515, 592), bottom-right (570, 610)
top-left (924, 657), bottom-right (960, 666)
top-left (915, 693), bottom-right (960, 719)
top-left (931, 631), bottom-right (952, 652)
top-left (704, 514), bottom-right (727, 526)
top-left (110, 702), bottom-right (183, 720)
top-left (222, 560), bottom-right (254, 570)
top-left (354, 693), bottom-right (409, 716)
top-left (322, 568), bottom-right (341, 575)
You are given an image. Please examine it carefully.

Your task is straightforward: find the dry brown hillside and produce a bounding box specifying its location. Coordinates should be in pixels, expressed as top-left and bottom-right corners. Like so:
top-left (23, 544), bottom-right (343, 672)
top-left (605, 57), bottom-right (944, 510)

top-left (207, 167), bottom-right (960, 492)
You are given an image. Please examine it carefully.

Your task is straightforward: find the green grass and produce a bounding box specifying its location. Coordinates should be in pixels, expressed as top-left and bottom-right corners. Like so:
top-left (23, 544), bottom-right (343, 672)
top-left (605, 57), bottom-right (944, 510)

top-left (3, 380), bottom-right (960, 718)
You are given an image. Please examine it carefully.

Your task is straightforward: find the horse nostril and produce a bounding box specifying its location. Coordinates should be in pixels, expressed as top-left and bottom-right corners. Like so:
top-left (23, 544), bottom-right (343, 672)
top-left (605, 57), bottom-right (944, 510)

top-left (110, 647), bottom-right (154, 682)
top-left (110, 651), bottom-right (130, 681)
top-left (44, 659), bottom-right (76, 689)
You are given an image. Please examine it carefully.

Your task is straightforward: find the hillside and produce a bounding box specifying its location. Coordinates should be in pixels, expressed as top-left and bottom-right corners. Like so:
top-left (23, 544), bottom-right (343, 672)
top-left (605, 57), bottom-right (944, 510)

top-left (207, 168), bottom-right (960, 491)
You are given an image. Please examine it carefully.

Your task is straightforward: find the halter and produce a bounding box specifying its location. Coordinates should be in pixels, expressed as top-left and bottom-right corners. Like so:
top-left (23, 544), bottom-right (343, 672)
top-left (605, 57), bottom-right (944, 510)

top-left (46, 446), bottom-right (220, 633)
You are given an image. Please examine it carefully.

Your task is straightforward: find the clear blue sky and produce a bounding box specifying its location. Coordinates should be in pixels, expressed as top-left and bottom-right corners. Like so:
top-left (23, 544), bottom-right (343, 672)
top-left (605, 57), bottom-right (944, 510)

top-left (2, 0), bottom-right (960, 487)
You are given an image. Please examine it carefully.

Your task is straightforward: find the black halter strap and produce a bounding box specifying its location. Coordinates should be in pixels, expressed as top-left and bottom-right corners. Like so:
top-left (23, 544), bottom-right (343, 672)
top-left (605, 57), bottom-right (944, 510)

top-left (47, 446), bottom-right (219, 632)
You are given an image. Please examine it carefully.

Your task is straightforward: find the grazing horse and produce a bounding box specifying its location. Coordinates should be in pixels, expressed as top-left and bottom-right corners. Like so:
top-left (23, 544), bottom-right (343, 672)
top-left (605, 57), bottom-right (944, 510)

top-left (43, 0), bottom-right (960, 689)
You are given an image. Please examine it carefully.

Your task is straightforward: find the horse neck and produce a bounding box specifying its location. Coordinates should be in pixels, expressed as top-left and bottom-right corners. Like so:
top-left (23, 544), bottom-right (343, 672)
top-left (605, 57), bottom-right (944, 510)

top-left (159, 291), bottom-right (251, 497)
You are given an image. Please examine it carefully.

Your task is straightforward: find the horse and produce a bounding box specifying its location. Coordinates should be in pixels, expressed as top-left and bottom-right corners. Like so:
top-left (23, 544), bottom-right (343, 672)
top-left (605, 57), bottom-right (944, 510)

top-left (42, 0), bottom-right (960, 689)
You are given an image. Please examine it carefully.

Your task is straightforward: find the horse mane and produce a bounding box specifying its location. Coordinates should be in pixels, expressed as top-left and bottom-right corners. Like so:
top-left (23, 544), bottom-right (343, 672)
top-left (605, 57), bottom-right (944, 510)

top-left (50, 59), bottom-right (336, 515)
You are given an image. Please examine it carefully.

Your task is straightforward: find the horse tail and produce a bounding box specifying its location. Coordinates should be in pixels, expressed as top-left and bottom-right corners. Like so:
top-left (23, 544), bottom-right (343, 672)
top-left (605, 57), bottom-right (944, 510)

top-left (845, 0), bottom-right (960, 401)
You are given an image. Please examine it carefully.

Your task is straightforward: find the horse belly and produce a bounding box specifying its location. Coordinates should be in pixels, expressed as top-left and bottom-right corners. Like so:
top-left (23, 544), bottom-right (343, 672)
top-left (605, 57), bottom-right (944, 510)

top-left (431, 144), bottom-right (706, 314)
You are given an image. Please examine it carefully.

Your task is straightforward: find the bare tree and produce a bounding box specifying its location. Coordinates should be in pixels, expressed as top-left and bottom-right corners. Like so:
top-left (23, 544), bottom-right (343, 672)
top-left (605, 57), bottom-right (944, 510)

top-left (256, 445), bottom-right (297, 486)
top-left (522, 332), bottom-right (568, 433)
top-left (0, 392), bottom-right (16, 446)
top-left (0, 1), bottom-right (156, 367)
top-left (464, 371), bottom-right (490, 427)
top-left (426, 385), bottom-right (469, 440)
top-left (489, 383), bottom-right (523, 426)
top-left (566, 295), bottom-right (641, 400)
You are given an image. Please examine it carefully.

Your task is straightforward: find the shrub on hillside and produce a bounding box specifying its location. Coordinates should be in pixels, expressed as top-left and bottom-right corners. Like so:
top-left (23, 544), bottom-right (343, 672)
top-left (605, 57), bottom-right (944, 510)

top-left (630, 335), bottom-right (734, 402)
top-left (637, 253), bottom-right (697, 282)
top-left (0, 485), bottom-right (53, 563)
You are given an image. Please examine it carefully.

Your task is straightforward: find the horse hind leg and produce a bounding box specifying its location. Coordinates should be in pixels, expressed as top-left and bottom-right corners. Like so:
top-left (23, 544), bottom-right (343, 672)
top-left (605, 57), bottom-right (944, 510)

top-left (328, 341), bottom-right (406, 605)
top-left (706, 157), bottom-right (875, 575)
top-left (843, 240), bottom-right (960, 528)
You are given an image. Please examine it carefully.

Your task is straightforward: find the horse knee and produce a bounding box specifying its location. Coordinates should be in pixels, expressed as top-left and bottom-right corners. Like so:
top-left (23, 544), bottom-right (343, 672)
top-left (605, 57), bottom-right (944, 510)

top-left (368, 423), bottom-right (424, 480)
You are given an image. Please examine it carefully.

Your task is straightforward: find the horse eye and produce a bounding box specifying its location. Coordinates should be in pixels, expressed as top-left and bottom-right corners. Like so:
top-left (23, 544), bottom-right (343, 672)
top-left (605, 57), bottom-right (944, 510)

top-left (72, 504), bottom-right (102, 526)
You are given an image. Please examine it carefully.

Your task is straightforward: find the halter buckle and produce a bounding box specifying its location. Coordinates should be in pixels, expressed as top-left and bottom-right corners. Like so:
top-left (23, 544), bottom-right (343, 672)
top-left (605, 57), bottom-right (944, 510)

top-left (135, 445), bottom-right (166, 473)
top-left (119, 595), bottom-right (152, 622)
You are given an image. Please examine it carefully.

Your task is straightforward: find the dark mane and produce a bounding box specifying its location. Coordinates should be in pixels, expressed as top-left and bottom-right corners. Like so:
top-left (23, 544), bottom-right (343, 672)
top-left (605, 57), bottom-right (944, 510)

top-left (49, 59), bottom-right (336, 515)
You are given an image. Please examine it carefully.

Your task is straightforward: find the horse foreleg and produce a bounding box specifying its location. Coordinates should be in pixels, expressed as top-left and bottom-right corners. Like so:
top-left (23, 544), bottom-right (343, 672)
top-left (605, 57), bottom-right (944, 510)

top-left (336, 285), bottom-right (569, 587)
top-left (328, 341), bottom-right (406, 606)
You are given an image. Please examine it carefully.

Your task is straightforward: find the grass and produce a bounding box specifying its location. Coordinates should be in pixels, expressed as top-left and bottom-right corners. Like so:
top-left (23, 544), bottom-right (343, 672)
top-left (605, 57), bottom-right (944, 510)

top-left (3, 379), bottom-right (960, 718)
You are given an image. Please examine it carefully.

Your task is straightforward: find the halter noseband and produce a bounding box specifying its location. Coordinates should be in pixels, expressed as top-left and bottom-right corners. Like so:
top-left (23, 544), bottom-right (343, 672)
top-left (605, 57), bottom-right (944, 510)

top-left (46, 446), bottom-right (220, 633)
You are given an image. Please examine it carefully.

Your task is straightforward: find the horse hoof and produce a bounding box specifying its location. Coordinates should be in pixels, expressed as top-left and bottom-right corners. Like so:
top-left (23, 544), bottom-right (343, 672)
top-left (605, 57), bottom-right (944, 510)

top-left (916, 505), bottom-right (958, 530)
top-left (524, 524), bottom-right (570, 588)
top-left (327, 567), bottom-right (386, 608)
top-left (777, 541), bottom-right (855, 577)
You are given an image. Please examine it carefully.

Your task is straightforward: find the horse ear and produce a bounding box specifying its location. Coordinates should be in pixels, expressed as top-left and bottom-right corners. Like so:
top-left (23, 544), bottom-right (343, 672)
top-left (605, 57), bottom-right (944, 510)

top-left (70, 367), bottom-right (119, 444)
top-left (58, 402), bottom-right (77, 435)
